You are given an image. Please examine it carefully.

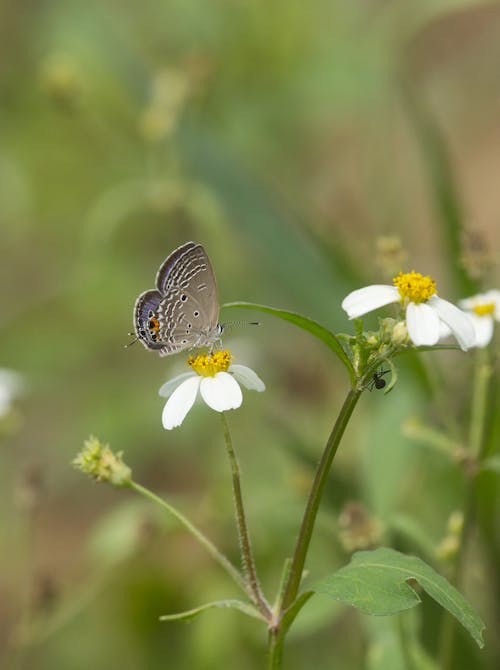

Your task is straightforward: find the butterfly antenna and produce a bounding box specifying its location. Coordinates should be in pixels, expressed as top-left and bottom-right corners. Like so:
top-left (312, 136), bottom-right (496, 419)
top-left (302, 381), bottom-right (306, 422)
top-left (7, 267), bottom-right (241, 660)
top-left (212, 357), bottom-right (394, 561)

top-left (124, 332), bottom-right (139, 348)
top-left (221, 320), bottom-right (261, 332)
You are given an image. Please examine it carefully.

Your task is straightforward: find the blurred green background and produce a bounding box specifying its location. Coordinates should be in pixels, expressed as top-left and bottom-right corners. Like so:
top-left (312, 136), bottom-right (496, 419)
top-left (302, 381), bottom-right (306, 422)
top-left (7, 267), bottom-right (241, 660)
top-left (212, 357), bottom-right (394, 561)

top-left (1, 0), bottom-right (500, 668)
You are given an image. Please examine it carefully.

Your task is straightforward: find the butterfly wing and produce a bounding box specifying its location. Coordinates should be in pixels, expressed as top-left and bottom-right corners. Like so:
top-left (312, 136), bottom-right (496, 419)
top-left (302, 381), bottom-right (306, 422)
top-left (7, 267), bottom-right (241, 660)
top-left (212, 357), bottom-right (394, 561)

top-left (156, 243), bottom-right (219, 355)
top-left (156, 286), bottom-right (218, 355)
top-left (133, 289), bottom-right (165, 351)
top-left (155, 241), bottom-right (197, 293)
top-left (134, 242), bottom-right (219, 356)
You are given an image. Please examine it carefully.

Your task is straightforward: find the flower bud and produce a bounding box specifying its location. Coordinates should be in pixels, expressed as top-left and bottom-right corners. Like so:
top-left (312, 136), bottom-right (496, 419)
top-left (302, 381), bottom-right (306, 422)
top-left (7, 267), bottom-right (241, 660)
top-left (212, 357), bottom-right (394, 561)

top-left (73, 436), bottom-right (131, 487)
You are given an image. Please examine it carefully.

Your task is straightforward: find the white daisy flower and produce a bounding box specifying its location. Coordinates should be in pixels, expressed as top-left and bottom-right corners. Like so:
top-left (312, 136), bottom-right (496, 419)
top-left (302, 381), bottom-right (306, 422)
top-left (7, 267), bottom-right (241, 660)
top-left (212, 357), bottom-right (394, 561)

top-left (342, 271), bottom-right (475, 351)
top-left (159, 350), bottom-right (265, 430)
top-left (459, 290), bottom-right (500, 348)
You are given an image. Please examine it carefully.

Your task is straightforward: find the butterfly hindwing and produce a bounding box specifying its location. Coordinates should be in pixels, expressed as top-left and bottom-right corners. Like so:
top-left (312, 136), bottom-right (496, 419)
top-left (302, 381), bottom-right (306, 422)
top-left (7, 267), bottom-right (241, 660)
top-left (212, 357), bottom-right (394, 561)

top-left (134, 289), bottom-right (165, 350)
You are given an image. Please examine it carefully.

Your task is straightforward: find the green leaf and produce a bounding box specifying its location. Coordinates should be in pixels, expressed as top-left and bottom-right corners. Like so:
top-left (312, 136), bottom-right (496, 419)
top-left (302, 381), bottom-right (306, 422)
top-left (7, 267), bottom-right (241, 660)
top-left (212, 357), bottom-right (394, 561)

top-left (159, 599), bottom-right (263, 623)
top-left (312, 547), bottom-right (485, 648)
top-left (223, 301), bottom-right (354, 381)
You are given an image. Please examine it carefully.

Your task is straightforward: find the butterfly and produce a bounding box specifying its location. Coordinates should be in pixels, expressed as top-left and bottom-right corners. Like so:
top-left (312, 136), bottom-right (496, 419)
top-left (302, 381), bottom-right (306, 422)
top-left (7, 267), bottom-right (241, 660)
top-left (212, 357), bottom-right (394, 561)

top-left (132, 242), bottom-right (223, 356)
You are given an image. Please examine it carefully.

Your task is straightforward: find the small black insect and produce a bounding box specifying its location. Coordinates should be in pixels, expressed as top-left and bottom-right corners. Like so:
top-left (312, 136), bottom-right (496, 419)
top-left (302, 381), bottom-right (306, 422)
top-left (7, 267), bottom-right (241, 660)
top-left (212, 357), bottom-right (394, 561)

top-left (369, 369), bottom-right (389, 391)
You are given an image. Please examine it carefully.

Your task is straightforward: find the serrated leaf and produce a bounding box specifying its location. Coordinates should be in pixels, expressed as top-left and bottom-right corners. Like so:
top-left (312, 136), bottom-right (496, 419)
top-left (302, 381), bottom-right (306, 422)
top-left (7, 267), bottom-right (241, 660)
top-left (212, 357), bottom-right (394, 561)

top-left (223, 301), bottom-right (354, 380)
top-left (312, 547), bottom-right (485, 648)
top-left (159, 599), bottom-right (263, 622)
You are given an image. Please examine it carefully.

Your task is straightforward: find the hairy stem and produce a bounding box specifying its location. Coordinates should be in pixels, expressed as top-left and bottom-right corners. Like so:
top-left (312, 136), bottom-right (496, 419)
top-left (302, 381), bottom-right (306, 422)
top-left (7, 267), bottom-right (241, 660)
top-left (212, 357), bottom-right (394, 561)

top-left (220, 412), bottom-right (271, 619)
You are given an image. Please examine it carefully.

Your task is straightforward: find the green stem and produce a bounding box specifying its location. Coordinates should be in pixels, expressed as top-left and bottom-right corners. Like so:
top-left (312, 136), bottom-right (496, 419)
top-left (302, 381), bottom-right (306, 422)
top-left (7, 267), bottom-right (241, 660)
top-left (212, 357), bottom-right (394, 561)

top-left (468, 347), bottom-right (491, 461)
top-left (267, 386), bottom-right (362, 668)
top-left (273, 558), bottom-right (292, 617)
top-left (220, 412), bottom-right (271, 619)
top-left (282, 387), bottom-right (362, 611)
top-left (439, 347), bottom-right (492, 669)
top-left (268, 591), bottom-right (314, 670)
top-left (268, 627), bottom-right (285, 670)
top-left (129, 480), bottom-right (247, 595)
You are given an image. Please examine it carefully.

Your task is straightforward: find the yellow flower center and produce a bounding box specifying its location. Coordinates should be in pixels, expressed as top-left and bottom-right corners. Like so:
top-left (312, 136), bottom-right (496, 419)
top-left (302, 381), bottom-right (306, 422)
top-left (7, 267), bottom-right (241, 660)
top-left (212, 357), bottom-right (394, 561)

top-left (472, 302), bottom-right (495, 317)
top-left (393, 271), bottom-right (437, 304)
top-left (188, 349), bottom-right (232, 377)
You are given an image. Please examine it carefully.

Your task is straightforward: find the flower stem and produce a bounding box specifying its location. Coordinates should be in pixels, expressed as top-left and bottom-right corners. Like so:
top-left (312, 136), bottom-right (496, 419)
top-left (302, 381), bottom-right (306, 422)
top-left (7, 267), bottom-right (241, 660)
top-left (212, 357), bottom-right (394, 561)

top-left (281, 388), bottom-right (362, 610)
top-left (266, 385), bottom-right (362, 670)
top-left (468, 347), bottom-right (491, 461)
top-left (439, 347), bottom-right (492, 669)
top-left (220, 412), bottom-right (271, 619)
top-left (268, 627), bottom-right (285, 670)
top-left (129, 480), bottom-right (247, 595)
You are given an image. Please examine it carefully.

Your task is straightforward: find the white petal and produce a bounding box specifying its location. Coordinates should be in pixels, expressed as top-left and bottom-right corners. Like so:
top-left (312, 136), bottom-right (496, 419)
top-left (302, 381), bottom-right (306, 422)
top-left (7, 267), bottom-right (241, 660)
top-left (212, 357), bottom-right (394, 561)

top-left (469, 314), bottom-right (494, 348)
top-left (162, 376), bottom-right (200, 429)
top-left (459, 296), bottom-right (478, 310)
top-left (439, 320), bottom-right (452, 340)
top-left (406, 301), bottom-right (441, 346)
top-left (428, 296), bottom-right (475, 351)
top-left (0, 389), bottom-right (11, 416)
top-left (229, 364), bottom-right (265, 392)
top-left (0, 368), bottom-right (23, 393)
top-left (0, 369), bottom-right (23, 418)
top-left (158, 372), bottom-right (196, 398)
top-left (486, 290), bottom-right (500, 320)
top-left (341, 285), bottom-right (400, 319)
top-left (460, 290), bottom-right (500, 321)
top-left (200, 372), bottom-right (242, 412)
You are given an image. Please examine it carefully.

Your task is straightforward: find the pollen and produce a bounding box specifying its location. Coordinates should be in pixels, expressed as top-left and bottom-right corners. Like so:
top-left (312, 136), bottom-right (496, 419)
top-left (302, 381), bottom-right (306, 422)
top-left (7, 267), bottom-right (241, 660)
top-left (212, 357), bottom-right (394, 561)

top-left (188, 349), bottom-right (232, 377)
top-left (393, 271), bottom-right (437, 304)
top-left (472, 302), bottom-right (495, 317)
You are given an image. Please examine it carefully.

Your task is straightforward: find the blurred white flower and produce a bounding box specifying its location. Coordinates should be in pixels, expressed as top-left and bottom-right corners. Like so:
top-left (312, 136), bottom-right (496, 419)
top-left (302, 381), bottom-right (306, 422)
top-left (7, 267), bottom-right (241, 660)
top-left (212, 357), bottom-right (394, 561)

top-left (0, 368), bottom-right (23, 418)
top-left (342, 271), bottom-right (475, 351)
top-left (459, 290), bottom-right (500, 348)
top-left (159, 350), bottom-right (265, 430)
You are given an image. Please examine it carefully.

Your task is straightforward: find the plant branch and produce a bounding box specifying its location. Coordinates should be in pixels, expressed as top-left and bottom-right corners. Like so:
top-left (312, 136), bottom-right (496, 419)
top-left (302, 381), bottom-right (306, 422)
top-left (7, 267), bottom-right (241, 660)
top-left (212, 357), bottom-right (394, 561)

top-left (220, 412), bottom-right (271, 619)
top-left (281, 387), bottom-right (362, 611)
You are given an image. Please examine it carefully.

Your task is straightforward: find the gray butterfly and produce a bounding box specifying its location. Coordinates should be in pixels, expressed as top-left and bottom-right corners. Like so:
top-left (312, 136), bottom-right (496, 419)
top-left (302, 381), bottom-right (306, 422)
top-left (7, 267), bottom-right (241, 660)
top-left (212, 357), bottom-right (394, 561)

top-left (133, 242), bottom-right (223, 356)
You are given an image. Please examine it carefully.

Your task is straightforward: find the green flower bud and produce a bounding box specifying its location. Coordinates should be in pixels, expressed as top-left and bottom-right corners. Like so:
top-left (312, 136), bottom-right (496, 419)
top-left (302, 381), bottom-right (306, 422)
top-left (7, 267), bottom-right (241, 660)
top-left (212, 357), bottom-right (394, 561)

top-left (73, 436), bottom-right (131, 487)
